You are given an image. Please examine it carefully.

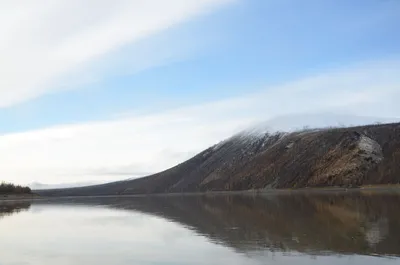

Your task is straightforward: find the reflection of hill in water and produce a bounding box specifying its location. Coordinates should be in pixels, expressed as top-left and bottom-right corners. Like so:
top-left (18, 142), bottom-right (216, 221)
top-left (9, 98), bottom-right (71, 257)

top-left (0, 202), bottom-right (31, 219)
top-left (41, 192), bottom-right (400, 256)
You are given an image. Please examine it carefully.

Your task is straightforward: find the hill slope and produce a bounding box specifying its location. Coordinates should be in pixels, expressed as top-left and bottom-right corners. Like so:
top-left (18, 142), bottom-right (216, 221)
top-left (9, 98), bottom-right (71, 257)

top-left (37, 122), bottom-right (400, 196)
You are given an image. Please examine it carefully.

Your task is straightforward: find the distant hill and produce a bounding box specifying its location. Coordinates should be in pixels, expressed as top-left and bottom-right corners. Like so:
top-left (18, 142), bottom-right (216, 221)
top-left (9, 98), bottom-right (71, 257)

top-left (29, 181), bottom-right (100, 190)
top-left (37, 122), bottom-right (400, 197)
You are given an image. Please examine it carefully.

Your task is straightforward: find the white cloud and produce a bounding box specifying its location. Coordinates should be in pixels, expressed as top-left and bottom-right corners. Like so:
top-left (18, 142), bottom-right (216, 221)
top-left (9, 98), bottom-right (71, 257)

top-left (0, 60), bottom-right (399, 185)
top-left (0, 0), bottom-right (234, 108)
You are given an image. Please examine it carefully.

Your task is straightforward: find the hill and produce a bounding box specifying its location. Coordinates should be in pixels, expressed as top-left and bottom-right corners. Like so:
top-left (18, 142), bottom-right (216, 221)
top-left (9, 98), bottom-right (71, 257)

top-left (37, 122), bottom-right (400, 196)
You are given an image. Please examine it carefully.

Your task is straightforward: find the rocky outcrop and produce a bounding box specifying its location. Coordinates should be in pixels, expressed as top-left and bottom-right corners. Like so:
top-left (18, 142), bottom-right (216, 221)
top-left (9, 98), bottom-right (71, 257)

top-left (307, 133), bottom-right (383, 187)
top-left (37, 122), bottom-right (400, 196)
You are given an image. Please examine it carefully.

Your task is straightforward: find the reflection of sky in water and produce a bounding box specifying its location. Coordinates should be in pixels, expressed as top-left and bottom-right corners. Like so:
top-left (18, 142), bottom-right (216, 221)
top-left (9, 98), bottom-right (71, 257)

top-left (0, 194), bottom-right (399, 265)
top-left (0, 206), bottom-right (258, 265)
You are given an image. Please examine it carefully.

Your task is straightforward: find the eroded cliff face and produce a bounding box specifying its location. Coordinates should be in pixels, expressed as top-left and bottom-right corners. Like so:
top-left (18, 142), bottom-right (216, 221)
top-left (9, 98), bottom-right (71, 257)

top-left (300, 132), bottom-right (384, 187)
top-left (37, 122), bottom-right (400, 196)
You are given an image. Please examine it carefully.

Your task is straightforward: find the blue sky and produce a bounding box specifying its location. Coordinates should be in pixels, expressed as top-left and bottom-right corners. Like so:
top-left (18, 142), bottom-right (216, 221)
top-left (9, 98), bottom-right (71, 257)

top-left (0, 0), bottom-right (399, 185)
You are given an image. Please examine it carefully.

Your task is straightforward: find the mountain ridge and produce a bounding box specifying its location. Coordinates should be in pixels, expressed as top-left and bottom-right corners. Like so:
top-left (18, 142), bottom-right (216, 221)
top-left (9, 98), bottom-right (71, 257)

top-left (36, 122), bottom-right (400, 197)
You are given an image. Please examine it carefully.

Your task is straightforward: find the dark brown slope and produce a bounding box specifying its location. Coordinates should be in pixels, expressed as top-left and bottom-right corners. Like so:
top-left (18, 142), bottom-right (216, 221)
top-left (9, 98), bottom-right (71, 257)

top-left (37, 122), bottom-right (400, 197)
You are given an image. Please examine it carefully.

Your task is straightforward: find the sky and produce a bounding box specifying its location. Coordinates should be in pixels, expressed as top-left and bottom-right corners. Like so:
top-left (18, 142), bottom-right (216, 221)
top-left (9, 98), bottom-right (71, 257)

top-left (0, 0), bottom-right (399, 186)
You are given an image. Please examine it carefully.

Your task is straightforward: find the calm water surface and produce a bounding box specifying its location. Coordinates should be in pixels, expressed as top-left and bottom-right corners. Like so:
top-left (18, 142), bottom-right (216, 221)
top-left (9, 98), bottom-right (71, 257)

top-left (1, 192), bottom-right (400, 265)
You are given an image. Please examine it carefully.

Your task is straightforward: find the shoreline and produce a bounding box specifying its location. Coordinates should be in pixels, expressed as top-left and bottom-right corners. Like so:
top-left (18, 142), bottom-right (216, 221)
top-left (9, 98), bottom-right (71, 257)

top-left (2, 185), bottom-right (400, 203)
top-left (0, 194), bottom-right (40, 202)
